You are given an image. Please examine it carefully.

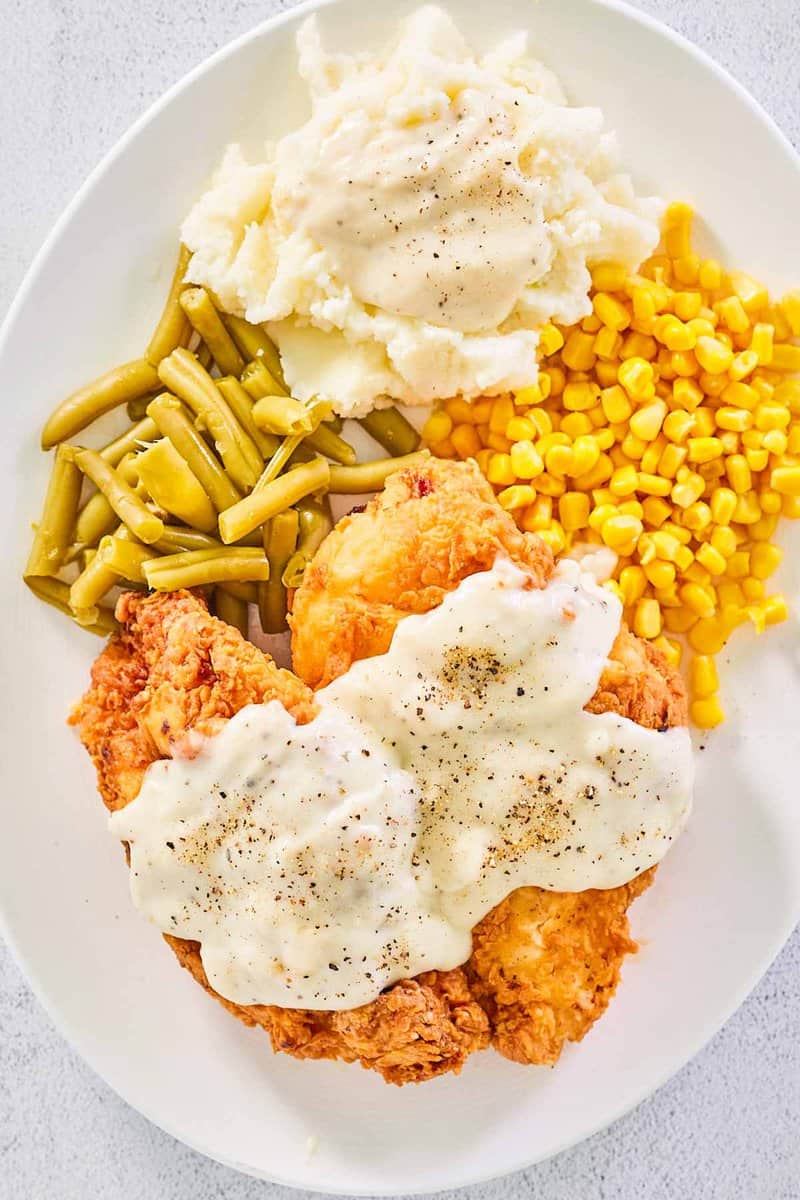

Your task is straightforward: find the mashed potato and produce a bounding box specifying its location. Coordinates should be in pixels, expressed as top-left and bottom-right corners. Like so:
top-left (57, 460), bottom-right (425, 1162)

top-left (182, 6), bottom-right (661, 416)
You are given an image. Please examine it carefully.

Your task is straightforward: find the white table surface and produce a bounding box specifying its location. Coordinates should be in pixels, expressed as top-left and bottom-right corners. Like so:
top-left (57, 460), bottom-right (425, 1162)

top-left (2, 1), bottom-right (798, 1196)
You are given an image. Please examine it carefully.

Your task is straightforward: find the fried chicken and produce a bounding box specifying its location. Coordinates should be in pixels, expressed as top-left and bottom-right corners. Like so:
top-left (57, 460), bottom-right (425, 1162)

top-left (72, 458), bottom-right (687, 1083)
top-left (71, 588), bottom-right (490, 1085)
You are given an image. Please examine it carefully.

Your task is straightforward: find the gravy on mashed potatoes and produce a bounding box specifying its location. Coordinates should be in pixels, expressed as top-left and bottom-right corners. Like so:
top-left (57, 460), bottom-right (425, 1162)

top-left (182, 6), bottom-right (661, 416)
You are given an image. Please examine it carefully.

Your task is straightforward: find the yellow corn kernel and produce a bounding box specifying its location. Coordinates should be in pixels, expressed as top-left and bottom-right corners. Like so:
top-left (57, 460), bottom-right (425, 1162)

top-left (690, 655), bottom-right (719, 699)
top-left (718, 432), bottom-right (740, 456)
top-left (733, 491), bottom-right (761, 524)
top-left (673, 254), bottom-right (700, 285)
top-left (537, 431), bottom-right (569, 454)
top-left (686, 436), bottom-right (723, 464)
top-left (475, 448), bottom-right (493, 474)
top-left (750, 542), bottom-right (783, 580)
top-left (644, 559), bottom-right (676, 589)
top-left (663, 411), bottom-right (695, 445)
top-left (529, 409), bottom-right (554, 438)
top-left (763, 429), bottom-right (788, 456)
top-left (671, 379), bottom-right (703, 413)
top-left (618, 500), bottom-right (644, 520)
top-left (497, 484), bottom-right (537, 511)
top-left (628, 400), bottom-right (666, 442)
top-left (771, 344), bottom-right (800, 373)
top-left (488, 396), bottom-right (515, 434)
top-left (729, 270), bottom-right (769, 313)
top-left (601, 514), bottom-right (643, 552)
top-left (487, 453), bottom-right (516, 486)
top-left (688, 618), bottom-right (730, 655)
top-left (621, 432), bottom-right (646, 460)
top-left (558, 492), bottom-right (591, 531)
top-left (682, 500), bottom-right (713, 532)
top-left (521, 495), bottom-right (553, 531)
top-left (654, 314), bottom-right (695, 351)
top-left (788, 425), bottom-right (800, 455)
top-left (545, 443), bottom-right (575, 478)
top-left (715, 295), bottom-right (750, 333)
top-left (450, 423), bottom-right (483, 460)
top-left (561, 330), bottom-right (597, 372)
top-left (584, 405), bottom-right (607, 429)
top-left (755, 403), bottom-right (791, 432)
top-left (563, 381), bottom-right (600, 412)
top-left (695, 543), bottom-right (727, 576)
top-left (774, 380), bottom-right (800, 416)
top-left (653, 585), bottom-right (681, 610)
top-left (591, 428), bottom-right (616, 451)
top-left (673, 291), bottom-right (702, 321)
top-left (514, 383), bottom-right (546, 408)
top-left (590, 263), bottom-right (628, 292)
top-left (635, 472), bottom-right (671, 497)
top-left (651, 530), bottom-right (683, 562)
top-left (729, 350), bottom-right (759, 381)
top-left (661, 519), bottom-right (693, 545)
top-left (509, 440), bottom-right (544, 480)
top-left (725, 454), bottom-right (752, 493)
top-left (679, 582), bottom-right (716, 618)
top-left (639, 435), bottom-right (667, 475)
top-left (618, 565), bottom-right (647, 606)
top-left (570, 436), bottom-right (601, 477)
top-left (505, 416), bottom-right (538, 442)
top-left (631, 287), bottom-right (657, 325)
top-left (710, 525), bottom-right (737, 557)
top-left (744, 447), bottom-right (769, 472)
top-left (670, 350), bottom-right (698, 378)
top-left (687, 316), bottom-right (717, 340)
top-left (573, 453), bottom-right (614, 490)
top-left (717, 581), bottom-right (745, 609)
top-left (593, 361), bottom-right (618, 388)
top-left (782, 494), bottom-right (800, 518)
top-left (422, 410), bottom-right (453, 443)
top-left (749, 322), bottom-right (774, 365)
top-left (538, 523), bottom-right (567, 555)
top-left (600, 385), bottom-right (632, 424)
top-left (671, 474), bottom-right (705, 508)
top-left (691, 695), bottom-right (724, 729)
top-left (445, 397), bottom-right (477, 425)
top-left (593, 292), bottom-right (631, 332)
top-left (751, 514), bottom-right (778, 541)
top-left (695, 336), bottom-right (734, 374)
top-left (715, 407), bottom-right (752, 432)
top-left (654, 635), bottom-right (683, 668)
top-left (538, 322), bottom-right (565, 357)
top-left (588, 503), bottom-right (617, 532)
top-left (727, 550), bottom-right (751, 579)
top-left (698, 259), bottom-right (723, 291)
top-left (642, 496), bottom-right (672, 527)
top-left (759, 489), bottom-right (783, 515)
top-left (609, 464), bottom-right (639, 497)
top-left (558, 413), bottom-right (592, 440)
top-left (604, 579), bottom-right (625, 604)
top-left (487, 432), bottom-right (512, 453)
top-left (742, 577), bottom-right (766, 602)
top-left (674, 544), bottom-right (695, 572)
top-left (630, 596), bottom-right (661, 640)
top-left (763, 593), bottom-right (789, 625)
top-left (664, 608), bottom-right (698, 634)
top-left (430, 437), bottom-right (457, 459)
top-left (535, 473), bottom-right (566, 497)
top-left (618, 358), bottom-right (656, 401)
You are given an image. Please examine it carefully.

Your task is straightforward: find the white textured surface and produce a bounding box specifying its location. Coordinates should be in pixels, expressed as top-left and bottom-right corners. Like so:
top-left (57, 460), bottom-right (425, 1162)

top-left (1, 0), bottom-right (798, 1196)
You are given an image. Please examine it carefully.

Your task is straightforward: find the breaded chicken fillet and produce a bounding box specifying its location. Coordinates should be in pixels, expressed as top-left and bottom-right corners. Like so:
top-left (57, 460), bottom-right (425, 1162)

top-left (72, 458), bottom-right (686, 1083)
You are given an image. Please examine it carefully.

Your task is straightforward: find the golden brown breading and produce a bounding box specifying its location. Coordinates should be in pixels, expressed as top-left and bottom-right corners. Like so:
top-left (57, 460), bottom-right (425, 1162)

top-left (71, 588), bottom-right (489, 1085)
top-left (72, 459), bottom-right (687, 1083)
top-left (289, 457), bottom-right (554, 688)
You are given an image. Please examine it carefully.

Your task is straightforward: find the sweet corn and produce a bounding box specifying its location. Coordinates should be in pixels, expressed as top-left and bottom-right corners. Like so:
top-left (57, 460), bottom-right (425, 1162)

top-left (428, 204), bottom-right (799, 730)
top-left (691, 696), bottom-right (724, 729)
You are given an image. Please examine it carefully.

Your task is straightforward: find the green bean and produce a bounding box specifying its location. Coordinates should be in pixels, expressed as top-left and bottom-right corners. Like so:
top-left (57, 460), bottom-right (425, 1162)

top-left (41, 359), bottom-right (161, 450)
top-left (326, 414), bottom-right (344, 433)
top-left (100, 417), bottom-right (159, 466)
top-left (155, 525), bottom-right (222, 554)
top-left (217, 580), bottom-right (259, 604)
top-left (359, 407), bottom-right (420, 457)
top-left (217, 377), bottom-right (279, 459)
top-left (225, 316), bottom-right (285, 386)
top-left (158, 349), bottom-right (262, 491)
top-left (143, 547), bottom-right (270, 591)
top-left (328, 450), bottom-right (430, 494)
top-left (255, 434), bottom-right (305, 491)
top-left (282, 499), bottom-right (334, 587)
top-left (70, 547), bottom-right (123, 617)
top-left (196, 340), bottom-right (214, 371)
top-left (25, 445), bottom-right (83, 577)
top-left (97, 535), bottom-right (156, 583)
top-left (145, 244), bottom-right (193, 366)
top-left (240, 358), bottom-right (287, 400)
top-left (126, 394), bottom-right (152, 422)
top-left (219, 457), bottom-right (330, 545)
top-left (75, 490), bottom-right (118, 550)
top-left (213, 588), bottom-right (250, 636)
top-left (252, 394), bottom-right (318, 437)
top-left (25, 576), bottom-right (117, 636)
top-left (305, 422), bottom-right (357, 465)
top-left (259, 509), bottom-right (299, 634)
top-left (147, 394), bottom-right (241, 512)
top-left (74, 448), bottom-right (164, 544)
top-left (136, 438), bottom-right (217, 533)
top-left (180, 288), bottom-right (245, 377)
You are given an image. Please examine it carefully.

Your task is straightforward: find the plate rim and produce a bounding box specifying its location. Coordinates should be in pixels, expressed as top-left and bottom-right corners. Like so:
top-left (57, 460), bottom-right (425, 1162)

top-left (1, 0), bottom-right (799, 1191)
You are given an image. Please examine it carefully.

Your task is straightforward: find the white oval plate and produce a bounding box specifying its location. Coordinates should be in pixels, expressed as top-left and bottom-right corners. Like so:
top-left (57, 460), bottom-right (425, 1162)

top-left (2, 0), bottom-right (799, 1192)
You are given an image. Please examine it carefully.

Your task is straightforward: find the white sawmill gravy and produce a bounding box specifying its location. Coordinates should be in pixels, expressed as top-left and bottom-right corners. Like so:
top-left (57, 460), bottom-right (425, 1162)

top-left (111, 560), bottom-right (693, 1010)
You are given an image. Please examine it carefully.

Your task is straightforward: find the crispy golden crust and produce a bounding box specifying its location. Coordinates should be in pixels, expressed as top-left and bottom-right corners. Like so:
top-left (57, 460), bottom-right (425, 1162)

top-left (73, 459), bottom-right (687, 1083)
top-left (289, 458), bottom-right (554, 688)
